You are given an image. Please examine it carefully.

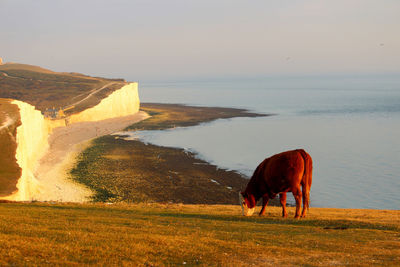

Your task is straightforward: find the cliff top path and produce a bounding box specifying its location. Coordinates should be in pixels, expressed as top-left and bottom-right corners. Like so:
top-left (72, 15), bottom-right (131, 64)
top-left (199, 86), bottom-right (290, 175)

top-left (0, 62), bottom-right (127, 114)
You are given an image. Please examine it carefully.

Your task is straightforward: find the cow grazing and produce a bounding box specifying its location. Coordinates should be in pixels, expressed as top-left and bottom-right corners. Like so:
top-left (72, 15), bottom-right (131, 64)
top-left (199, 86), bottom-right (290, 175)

top-left (239, 149), bottom-right (313, 218)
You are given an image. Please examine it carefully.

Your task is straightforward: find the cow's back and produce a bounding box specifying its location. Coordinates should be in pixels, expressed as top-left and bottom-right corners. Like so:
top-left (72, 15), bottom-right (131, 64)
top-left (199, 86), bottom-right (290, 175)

top-left (260, 150), bottom-right (306, 194)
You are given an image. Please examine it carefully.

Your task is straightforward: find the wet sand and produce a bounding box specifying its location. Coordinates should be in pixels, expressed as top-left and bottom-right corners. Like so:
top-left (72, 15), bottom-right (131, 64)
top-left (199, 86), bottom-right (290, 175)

top-left (32, 111), bottom-right (149, 202)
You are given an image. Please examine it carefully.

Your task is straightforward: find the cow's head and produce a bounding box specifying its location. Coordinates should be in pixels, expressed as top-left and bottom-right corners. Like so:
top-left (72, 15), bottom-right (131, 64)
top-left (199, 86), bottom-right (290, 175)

top-left (239, 191), bottom-right (256, 216)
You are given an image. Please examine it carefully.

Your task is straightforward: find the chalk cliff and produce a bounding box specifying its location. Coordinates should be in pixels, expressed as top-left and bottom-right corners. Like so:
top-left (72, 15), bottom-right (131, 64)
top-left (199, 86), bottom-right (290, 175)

top-left (3, 100), bottom-right (49, 200)
top-left (1, 82), bottom-right (140, 201)
top-left (69, 83), bottom-right (140, 123)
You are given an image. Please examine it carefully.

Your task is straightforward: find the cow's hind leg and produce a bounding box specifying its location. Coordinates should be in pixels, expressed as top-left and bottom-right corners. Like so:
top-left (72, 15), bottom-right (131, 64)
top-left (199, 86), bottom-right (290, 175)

top-left (301, 185), bottom-right (310, 218)
top-left (292, 186), bottom-right (302, 219)
top-left (259, 196), bottom-right (269, 216)
top-left (279, 193), bottom-right (288, 218)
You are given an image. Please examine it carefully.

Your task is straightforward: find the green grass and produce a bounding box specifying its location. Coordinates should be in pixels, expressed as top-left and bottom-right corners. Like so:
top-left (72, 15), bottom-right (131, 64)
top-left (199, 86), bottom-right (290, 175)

top-left (0, 202), bottom-right (398, 266)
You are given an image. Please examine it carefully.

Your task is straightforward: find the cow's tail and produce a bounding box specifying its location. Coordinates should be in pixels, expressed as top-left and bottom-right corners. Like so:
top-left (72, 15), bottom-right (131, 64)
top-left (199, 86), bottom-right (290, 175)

top-left (298, 149), bottom-right (313, 211)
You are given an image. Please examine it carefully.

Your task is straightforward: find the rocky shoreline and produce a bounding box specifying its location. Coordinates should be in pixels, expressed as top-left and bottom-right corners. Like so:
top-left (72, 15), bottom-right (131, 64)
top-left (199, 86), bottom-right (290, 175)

top-left (70, 103), bottom-right (281, 205)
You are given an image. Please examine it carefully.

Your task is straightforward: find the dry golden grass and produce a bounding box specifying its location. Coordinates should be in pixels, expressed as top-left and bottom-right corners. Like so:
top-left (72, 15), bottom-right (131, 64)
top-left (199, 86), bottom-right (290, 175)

top-left (0, 63), bottom-right (57, 74)
top-left (0, 202), bottom-right (398, 266)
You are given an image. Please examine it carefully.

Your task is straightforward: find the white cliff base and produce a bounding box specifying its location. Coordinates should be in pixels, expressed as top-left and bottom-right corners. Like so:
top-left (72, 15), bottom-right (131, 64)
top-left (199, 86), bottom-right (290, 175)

top-left (1, 82), bottom-right (143, 202)
top-left (2, 100), bottom-right (49, 201)
top-left (32, 111), bottom-right (148, 202)
top-left (69, 83), bottom-right (140, 123)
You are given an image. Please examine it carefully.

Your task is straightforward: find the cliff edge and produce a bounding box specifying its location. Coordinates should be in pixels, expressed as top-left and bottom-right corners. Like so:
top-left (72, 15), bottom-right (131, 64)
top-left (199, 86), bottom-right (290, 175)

top-left (0, 63), bottom-right (141, 201)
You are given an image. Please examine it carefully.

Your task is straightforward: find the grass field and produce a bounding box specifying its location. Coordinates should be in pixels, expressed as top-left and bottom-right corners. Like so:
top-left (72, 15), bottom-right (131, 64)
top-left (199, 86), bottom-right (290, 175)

top-left (0, 202), bottom-right (398, 266)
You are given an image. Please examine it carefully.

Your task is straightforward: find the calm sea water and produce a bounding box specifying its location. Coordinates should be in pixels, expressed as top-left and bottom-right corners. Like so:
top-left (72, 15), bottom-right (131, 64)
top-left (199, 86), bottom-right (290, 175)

top-left (133, 75), bottom-right (400, 209)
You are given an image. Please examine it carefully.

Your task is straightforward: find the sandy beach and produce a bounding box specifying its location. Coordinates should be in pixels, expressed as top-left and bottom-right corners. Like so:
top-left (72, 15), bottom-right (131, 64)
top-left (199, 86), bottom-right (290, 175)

top-left (32, 111), bottom-right (149, 202)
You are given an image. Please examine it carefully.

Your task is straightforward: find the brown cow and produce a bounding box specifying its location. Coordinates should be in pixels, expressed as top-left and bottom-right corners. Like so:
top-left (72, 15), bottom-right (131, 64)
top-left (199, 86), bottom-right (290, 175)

top-left (239, 149), bottom-right (312, 218)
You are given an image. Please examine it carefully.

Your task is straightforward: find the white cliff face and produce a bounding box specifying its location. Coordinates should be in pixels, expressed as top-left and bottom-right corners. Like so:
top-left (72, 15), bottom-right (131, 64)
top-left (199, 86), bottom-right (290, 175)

top-left (1, 82), bottom-right (141, 201)
top-left (3, 100), bottom-right (49, 201)
top-left (69, 83), bottom-right (140, 123)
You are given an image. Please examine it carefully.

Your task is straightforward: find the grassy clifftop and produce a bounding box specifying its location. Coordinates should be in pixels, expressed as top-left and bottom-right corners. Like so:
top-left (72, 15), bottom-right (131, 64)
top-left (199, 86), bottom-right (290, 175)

top-left (0, 63), bottom-right (126, 114)
top-left (0, 202), bottom-right (398, 266)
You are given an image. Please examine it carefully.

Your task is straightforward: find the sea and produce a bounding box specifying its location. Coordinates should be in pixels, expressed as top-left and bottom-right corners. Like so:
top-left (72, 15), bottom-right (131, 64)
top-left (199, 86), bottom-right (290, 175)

top-left (132, 75), bottom-right (400, 210)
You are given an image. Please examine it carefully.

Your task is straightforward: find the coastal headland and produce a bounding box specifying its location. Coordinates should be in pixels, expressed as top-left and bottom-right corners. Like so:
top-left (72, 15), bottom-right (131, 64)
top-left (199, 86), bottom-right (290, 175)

top-left (0, 63), bottom-right (141, 201)
top-left (1, 62), bottom-right (273, 204)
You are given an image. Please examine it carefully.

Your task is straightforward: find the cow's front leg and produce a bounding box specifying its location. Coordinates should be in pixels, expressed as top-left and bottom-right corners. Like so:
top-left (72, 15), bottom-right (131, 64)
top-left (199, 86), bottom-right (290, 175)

top-left (259, 196), bottom-right (269, 216)
top-left (279, 193), bottom-right (288, 218)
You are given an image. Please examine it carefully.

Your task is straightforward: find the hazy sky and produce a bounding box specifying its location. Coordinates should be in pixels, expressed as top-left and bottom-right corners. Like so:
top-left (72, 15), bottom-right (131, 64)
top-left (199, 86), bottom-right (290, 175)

top-left (1, 0), bottom-right (399, 81)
